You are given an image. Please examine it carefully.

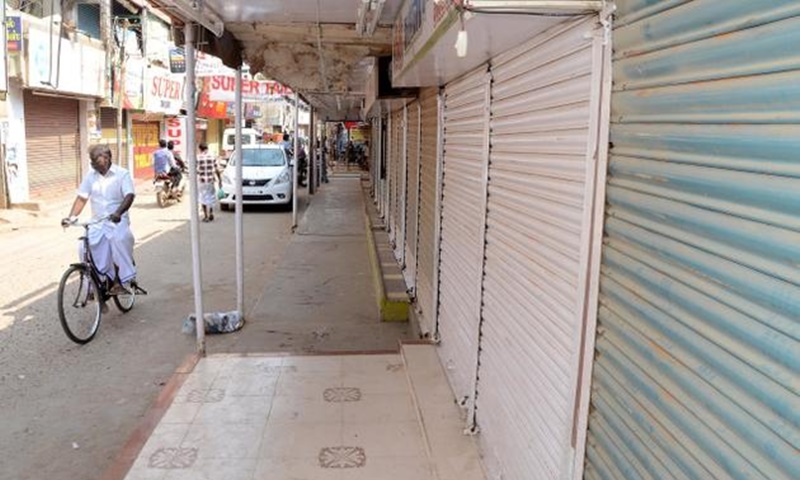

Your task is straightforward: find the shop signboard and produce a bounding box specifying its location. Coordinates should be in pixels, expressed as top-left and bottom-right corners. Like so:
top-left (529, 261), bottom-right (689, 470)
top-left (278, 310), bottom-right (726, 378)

top-left (165, 116), bottom-right (187, 158)
top-left (6, 16), bottom-right (21, 52)
top-left (206, 75), bottom-right (292, 103)
top-left (392, 0), bottom-right (459, 81)
top-left (144, 66), bottom-right (185, 115)
top-left (27, 22), bottom-right (105, 96)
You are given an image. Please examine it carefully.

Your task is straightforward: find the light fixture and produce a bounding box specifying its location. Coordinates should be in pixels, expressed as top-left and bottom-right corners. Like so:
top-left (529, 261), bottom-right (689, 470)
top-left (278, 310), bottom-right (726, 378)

top-left (454, 13), bottom-right (468, 58)
top-left (455, 29), bottom-right (468, 57)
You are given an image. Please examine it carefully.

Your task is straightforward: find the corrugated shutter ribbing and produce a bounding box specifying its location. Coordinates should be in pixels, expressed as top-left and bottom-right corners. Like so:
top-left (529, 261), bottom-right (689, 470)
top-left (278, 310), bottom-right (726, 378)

top-left (476, 17), bottom-right (596, 480)
top-left (415, 87), bottom-right (440, 335)
top-left (586, 2), bottom-right (800, 479)
top-left (24, 91), bottom-right (81, 198)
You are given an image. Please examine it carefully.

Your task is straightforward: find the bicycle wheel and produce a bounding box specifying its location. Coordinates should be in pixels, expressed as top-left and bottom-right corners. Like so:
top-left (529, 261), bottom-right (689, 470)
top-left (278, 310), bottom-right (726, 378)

top-left (58, 265), bottom-right (102, 344)
top-left (113, 281), bottom-right (136, 312)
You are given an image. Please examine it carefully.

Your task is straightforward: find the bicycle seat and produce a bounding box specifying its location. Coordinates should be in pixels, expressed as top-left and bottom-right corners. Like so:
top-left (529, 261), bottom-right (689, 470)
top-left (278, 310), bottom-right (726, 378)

top-left (154, 173), bottom-right (171, 181)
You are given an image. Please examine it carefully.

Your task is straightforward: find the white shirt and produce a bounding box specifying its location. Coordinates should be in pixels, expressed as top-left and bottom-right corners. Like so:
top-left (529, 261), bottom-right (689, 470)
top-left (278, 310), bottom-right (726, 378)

top-left (77, 164), bottom-right (135, 242)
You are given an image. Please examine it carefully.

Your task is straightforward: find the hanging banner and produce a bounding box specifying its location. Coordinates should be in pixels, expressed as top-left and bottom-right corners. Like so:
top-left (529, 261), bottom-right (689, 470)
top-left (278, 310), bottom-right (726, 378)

top-left (206, 75), bottom-right (292, 102)
top-left (123, 56), bottom-right (145, 109)
top-left (144, 66), bottom-right (185, 115)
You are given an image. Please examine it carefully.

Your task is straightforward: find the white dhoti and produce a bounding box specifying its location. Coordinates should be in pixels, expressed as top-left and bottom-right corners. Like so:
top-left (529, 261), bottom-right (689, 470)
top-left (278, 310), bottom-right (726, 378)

top-left (79, 219), bottom-right (136, 283)
top-left (198, 182), bottom-right (217, 207)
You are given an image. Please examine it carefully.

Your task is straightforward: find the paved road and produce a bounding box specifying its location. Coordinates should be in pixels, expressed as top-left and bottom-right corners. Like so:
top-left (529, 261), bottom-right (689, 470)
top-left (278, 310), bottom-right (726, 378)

top-left (0, 192), bottom-right (296, 480)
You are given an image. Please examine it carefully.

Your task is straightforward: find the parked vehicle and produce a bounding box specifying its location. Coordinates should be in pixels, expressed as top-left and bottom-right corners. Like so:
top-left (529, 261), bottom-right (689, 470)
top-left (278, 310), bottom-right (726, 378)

top-left (222, 128), bottom-right (260, 155)
top-left (219, 144), bottom-right (292, 210)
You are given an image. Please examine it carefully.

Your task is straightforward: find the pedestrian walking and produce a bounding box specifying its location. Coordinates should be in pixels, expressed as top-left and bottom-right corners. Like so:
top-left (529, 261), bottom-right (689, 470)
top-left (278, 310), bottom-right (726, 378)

top-left (196, 143), bottom-right (218, 222)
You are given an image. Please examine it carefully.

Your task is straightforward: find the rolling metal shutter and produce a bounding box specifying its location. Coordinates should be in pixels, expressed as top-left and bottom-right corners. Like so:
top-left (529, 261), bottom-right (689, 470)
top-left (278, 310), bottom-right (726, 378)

top-left (389, 108), bottom-right (406, 263)
top-left (586, 3), bottom-right (800, 480)
top-left (437, 65), bottom-right (490, 417)
top-left (476, 16), bottom-right (602, 480)
top-left (388, 110), bottom-right (401, 245)
top-left (415, 87), bottom-right (442, 336)
top-left (24, 91), bottom-right (81, 199)
top-left (131, 121), bottom-right (160, 179)
top-left (404, 100), bottom-right (421, 290)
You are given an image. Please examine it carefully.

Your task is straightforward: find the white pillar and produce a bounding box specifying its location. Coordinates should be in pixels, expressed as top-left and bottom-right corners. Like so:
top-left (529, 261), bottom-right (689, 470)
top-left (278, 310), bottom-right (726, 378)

top-left (292, 93), bottom-right (299, 229)
top-left (185, 23), bottom-right (205, 354)
top-left (235, 66), bottom-right (244, 316)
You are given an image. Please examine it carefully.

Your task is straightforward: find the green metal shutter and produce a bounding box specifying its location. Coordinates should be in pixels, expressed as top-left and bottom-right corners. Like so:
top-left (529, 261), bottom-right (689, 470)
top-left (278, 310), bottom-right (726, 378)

top-left (585, 2), bottom-right (800, 480)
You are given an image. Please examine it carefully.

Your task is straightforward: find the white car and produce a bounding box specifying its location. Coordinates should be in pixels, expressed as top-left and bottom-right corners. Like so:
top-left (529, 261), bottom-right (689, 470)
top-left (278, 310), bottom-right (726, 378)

top-left (219, 145), bottom-right (292, 210)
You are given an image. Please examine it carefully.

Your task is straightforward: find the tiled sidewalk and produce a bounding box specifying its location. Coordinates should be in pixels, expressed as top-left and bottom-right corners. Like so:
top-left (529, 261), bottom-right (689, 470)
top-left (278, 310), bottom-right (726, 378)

top-left (124, 354), bottom-right (437, 480)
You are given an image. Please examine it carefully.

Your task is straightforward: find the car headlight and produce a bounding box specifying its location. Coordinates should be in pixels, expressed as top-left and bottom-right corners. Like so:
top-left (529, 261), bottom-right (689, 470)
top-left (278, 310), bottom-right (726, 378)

top-left (222, 172), bottom-right (234, 186)
top-left (274, 170), bottom-right (291, 185)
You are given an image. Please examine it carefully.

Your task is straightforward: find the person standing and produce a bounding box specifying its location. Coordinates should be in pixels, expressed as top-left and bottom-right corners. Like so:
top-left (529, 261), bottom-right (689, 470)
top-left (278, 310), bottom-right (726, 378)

top-left (62, 145), bottom-right (136, 297)
top-left (196, 142), bottom-right (218, 222)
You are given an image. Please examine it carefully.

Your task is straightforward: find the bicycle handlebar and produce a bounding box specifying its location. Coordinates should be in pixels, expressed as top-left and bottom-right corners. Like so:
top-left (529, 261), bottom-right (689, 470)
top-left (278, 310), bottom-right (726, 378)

top-left (63, 216), bottom-right (110, 229)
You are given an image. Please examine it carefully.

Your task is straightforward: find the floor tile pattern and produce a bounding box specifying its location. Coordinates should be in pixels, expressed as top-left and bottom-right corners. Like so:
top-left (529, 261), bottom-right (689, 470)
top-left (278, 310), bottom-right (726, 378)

top-left (323, 387), bottom-right (362, 403)
top-left (124, 354), bottom-right (436, 480)
top-left (147, 447), bottom-right (198, 469)
top-left (318, 447), bottom-right (367, 469)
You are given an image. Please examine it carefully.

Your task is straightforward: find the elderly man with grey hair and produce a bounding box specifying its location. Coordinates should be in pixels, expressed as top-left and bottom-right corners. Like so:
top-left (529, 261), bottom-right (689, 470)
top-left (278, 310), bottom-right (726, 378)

top-left (62, 144), bottom-right (137, 296)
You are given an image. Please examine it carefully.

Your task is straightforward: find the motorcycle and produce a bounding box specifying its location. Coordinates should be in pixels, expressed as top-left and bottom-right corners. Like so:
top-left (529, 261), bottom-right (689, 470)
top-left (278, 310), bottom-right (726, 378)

top-left (154, 169), bottom-right (186, 208)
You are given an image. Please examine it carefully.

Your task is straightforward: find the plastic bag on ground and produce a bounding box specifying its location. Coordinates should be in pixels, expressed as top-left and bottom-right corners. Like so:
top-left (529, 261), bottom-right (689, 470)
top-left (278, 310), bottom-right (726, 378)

top-left (182, 311), bottom-right (244, 335)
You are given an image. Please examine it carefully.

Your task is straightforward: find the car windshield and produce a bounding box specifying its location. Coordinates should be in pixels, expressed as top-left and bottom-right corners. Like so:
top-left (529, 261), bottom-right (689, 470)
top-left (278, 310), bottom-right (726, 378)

top-left (227, 134), bottom-right (254, 146)
top-left (231, 149), bottom-right (285, 167)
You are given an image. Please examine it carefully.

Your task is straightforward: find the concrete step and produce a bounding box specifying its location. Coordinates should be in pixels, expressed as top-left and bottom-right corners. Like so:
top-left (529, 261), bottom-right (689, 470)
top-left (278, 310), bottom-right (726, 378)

top-left (401, 343), bottom-right (487, 480)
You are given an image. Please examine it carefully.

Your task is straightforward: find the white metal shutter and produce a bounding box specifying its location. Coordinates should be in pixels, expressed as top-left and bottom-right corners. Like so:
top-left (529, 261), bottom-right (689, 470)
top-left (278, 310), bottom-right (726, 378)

top-left (476, 17), bottom-right (599, 480)
top-left (415, 87), bottom-right (441, 336)
top-left (404, 100), bottom-right (421, 289)
top-left (387, 113), bottom-right (397, 242)
top-left (586, 3), bottom-right (800, 480)
top-left (24, 91), bottom-right (81, 199)
top-left (389, 109), bottom-right (405, 248)
top-left (437, 65), bottom-right (490, 413)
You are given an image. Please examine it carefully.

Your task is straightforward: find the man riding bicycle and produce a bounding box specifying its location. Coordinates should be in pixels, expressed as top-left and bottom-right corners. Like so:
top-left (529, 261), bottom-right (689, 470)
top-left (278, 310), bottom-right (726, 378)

top-left (61, 145), bottom-right (136, 297)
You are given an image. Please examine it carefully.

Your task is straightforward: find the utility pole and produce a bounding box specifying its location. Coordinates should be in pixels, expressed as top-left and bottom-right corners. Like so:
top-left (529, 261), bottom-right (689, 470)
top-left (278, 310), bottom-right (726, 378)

top-left (116, 19), bottom-right (126, 168)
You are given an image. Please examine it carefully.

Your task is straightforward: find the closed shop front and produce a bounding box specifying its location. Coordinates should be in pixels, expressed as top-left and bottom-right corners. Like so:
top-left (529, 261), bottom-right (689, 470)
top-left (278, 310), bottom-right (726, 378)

top-left (586, 3), bottom-right (800, 480)
top-left (436, 65), bottom-right (490, 418)
top-left (476, 16), bottom-right (604, 480)
top-left (388, 108), bottom-right (405, 257)
top-left (403, 100), bottom-right (421, 290)
top-left (414, 87), bottom-right (441, 336)
top-left (131, 120), bottom-right (160, 179)
top-left (23, 91), bottom-right (81, 199)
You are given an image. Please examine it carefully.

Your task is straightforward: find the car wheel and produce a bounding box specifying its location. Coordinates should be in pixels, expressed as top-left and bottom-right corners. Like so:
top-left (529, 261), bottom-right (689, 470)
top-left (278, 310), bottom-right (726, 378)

top-left (220, 203), bottom-right (231, 212)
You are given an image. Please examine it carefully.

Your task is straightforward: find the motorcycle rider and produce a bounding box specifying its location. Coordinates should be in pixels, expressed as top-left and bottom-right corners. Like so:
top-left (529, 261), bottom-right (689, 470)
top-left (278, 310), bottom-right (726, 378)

top-left (153, 139), bottom-right (182, 195)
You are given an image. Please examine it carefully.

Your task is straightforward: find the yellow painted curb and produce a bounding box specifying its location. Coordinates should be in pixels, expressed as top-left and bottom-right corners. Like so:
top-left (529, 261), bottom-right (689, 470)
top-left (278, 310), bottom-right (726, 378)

top-left (362, 191), bottom-right (409, 323)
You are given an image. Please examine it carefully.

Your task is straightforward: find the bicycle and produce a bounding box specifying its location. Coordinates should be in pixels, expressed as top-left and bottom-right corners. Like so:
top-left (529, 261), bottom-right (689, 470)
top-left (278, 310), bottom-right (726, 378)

top-left (58, 217), bottom-right (145, 344)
